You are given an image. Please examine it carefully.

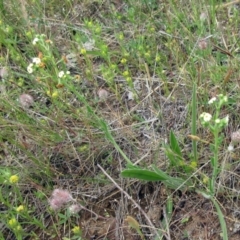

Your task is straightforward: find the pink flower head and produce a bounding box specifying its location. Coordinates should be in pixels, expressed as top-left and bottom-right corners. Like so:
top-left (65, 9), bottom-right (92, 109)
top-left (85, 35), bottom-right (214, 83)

top-left (49, 198), bottom-right (64, 211)
top-left (231, 130), bottom-right (240, 143)
top-left (68, 204), bottom-right (82, 214)
top-left (49, 189), bottom-right (73, 210)
top-left (19, 94), bottom-right (34, 108)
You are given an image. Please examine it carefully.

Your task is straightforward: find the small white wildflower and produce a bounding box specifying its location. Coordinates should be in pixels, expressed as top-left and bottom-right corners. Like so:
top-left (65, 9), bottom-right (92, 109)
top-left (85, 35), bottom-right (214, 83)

top-left (227, 144), bottom-right (234, 151)
top-left (215, 118), bottom-right (220, 124)
top-left (200, 112), bottom-right (212, 122)
top-left (223, 115), bottom-right (229, 125)
top-left (27, 63), bottom-right (34, 73)
top-left (32, 57), bottom-right (41, 65)
top-left (66, 71), bottom-right (70, 75)
top-left (208, 97), bottom-right (217, 105)
top-left (58, 71), bottom-right (65, 78)
top-left (32, 37), bottom-right (39, 45)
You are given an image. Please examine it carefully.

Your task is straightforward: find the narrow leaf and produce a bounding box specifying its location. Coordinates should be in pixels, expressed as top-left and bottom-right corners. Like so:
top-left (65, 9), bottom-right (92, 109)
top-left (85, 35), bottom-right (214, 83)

top-left (121, 169), bottom-right (168, 181)
top-left (170, 131), bottom-right (182, 157)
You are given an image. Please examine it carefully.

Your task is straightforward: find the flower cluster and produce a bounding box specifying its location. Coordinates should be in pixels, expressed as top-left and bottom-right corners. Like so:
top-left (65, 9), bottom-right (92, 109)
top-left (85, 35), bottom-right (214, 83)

top-left (27, 57), bottom-right (42, 73)
top-left (58, 70), bottom-right (70, 79)
top-left (32, 34), bottom-right (47, 45)
top-left (48, 189), bottom-right (81, 214)
top-left (8, 218), bottom-right (22, 232)
top-left (49, 189), bottom-right (73, 210)
top-left (200, 95), bottom-right (229, 127)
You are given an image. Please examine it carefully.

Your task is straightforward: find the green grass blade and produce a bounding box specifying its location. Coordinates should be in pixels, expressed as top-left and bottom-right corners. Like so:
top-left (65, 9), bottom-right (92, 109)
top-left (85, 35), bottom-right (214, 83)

top-left (211, 197), bottom-right (228, 240)
top-left (191, 82), bottom-right (197, 162)
top-left (170, 130), bottom-right (182, 157)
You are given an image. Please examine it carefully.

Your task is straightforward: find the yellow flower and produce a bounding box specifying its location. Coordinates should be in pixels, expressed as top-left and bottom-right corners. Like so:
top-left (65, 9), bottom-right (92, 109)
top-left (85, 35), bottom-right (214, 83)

top-left (47, 90), bottom-right (58, 98)
top-left (16, 205), bottom-right (24, 212)
top-left (121, 58), bottom-right (127, 64)
top-left (202, 176), bottom-right (209, 185)
top-left (9, 218), bottom-right (18, 227)
top-left (72, 226), bottom-right (81, 234)
top-left (52, 91), bottom-right (59, 98)
top-left (190, 161), bottom-right (197, 169)
top-left (123, 71), bottom-right (129, 77)
top-left (9, 175), bottom-right (19, 184)
top-left (80, 48), bottom-right (87, 55)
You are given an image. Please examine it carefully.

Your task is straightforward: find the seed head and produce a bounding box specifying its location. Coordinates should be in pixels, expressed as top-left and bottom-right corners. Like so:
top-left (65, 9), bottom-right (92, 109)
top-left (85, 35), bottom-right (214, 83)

top-left (198, 39), bottom-right (208, 50)
top-left (231, 130), bottom-right (240, 143)
top-left (97, 88), bottom-right (109, 100)
top-left (68, 204), bottom-right (82, 214)
top-left (19, 94), bottom-right (34, 108)
top-left (49, 189), bottom-right (73, 211)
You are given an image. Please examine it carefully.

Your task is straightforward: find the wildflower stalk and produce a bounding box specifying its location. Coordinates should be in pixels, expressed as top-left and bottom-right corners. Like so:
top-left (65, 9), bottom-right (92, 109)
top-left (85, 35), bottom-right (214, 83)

top-left (200, 95), bottom-right (228, 195)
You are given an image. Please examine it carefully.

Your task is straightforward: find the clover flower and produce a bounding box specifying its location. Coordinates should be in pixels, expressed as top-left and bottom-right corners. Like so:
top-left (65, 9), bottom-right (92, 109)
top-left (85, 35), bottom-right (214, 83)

top-left (68, 204), bottom-right (81, 214)
top-left (231, 130), bottom-right (240, 143)
top-left (72, 226), bottom-right (81, 234)
top-left (16, 205), bottom-right (24, 212)
top-left (8, 218), bottom-right (18, 227)
top-left (49, 189), bottom-right (73, 211)
top-left (9, 175), bottom-right (19, 184)
top-left (19, 94), bottom-right (34, 108)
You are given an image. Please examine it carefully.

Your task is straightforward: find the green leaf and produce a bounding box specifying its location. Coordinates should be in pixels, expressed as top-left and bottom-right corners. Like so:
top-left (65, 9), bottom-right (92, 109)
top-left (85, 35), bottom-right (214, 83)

top-left (121, 169), bottom-right (168, 181)
top-left (170, 131), bottom-right (182, 157)
top-left (211, 197), bottom-right (228, 240)
top-left (164, 147), bottom-right (183, 167)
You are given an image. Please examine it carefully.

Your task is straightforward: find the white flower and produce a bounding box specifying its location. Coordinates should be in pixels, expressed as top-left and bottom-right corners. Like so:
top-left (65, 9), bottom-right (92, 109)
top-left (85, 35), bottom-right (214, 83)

top-left (32, 37), bottom-right (39, 45)
top-left (58, 71), bottom-right (65, 78)
top-left (223, 115), bottom-right (229, 125)
top-left (227, 144), bottom-right (234, 151)
top-left (200, 112), bottom-right (212, 122)
top-left (215, 118), bottom-right (220, 124)
top-left (208, 97), bottom-right (217, 104)
top-left (27, 63), bottom-right (34, 73)
top-left (32, 57), bottom-right (41, 65)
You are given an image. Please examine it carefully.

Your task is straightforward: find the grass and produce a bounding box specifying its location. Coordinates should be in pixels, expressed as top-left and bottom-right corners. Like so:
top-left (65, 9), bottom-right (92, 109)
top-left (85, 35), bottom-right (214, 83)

top-left (1, 0), bottom-right (240, 239)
